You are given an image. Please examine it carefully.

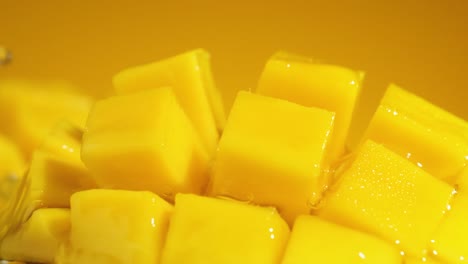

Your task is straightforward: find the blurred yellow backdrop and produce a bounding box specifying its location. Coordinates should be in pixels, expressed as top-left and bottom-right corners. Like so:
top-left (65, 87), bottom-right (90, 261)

top-left (1, 0), bottom-right (467, 144)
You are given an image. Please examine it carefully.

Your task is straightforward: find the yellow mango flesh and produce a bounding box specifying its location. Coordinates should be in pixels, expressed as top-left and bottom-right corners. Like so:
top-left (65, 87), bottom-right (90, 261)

top-left (24, 122), bottom-right (96, 210)
top-left (319, 140), bottom-right (454, 257)
top-left (0, 135), bottom-right (25, 180)
top-left (81, 87), bottom-right (209, 201)
top-left (281, 215), bottom-right (401, 264)
top-left (56, 189), bottom-right (173, 264)
top-left (363, 84), bottom-right (468, 183)
top-left (0, 208), bottom-right (70, 263)
top-left (382, 84), bottom-right (468, 144)
top-left (113, 49), bottom-right (224, 153)
top-left (0, 135), bottom-right (25, 210)
top-left (430, 194), bottom-right (468, 263)
top-left (210, 91), bottom-right (335, 224)
top-left (161, 193), bottom-right (289, 264)
top-left (257, 52), bottom-right (363, 162)
top-left (0, 80), bottom-right (92, 158)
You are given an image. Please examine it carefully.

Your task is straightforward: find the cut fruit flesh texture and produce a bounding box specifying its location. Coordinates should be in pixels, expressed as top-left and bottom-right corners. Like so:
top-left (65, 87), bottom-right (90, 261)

top-left (210, 91), bottom-right (335, 224)
top-left (0, 122), bottom-right (96, 243)
top-left (281, 215), bottom-right (402, 264)
top-left (113, 49), bottom-right (225, 154)
top-left (0, 208), bottom-right (70, 263)
top-left (56, 189), bottom-right (173, 264)
top-left (429, 194), bottom-right (468, 263)
top-left (81, 87), bottom-right (210, 201)
top-left (363, 84), bottom-right (468, 184)
top-left (319, 140), bottom-right (455, 258)
top-left (257, 51), bottom-right (364, 164)
top-left (160, 193), bottom-right (290, 264)
top-left (0, 80), bottom-right (93, 159)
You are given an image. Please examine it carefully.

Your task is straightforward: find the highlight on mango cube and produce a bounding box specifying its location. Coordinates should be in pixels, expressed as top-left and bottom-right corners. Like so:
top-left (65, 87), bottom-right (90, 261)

top-left (0, 48), bottom-right (467, 264)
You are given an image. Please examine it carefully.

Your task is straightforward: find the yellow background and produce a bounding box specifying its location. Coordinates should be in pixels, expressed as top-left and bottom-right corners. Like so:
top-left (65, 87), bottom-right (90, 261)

top-left (1, 0), bottom-right (467, 143)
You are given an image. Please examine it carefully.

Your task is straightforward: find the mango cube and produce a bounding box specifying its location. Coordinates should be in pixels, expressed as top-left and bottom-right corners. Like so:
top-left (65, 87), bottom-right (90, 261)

top-left (81, 87), bottom-right (209, 200)
top-left (0, 208), bottom-right (70, 263)
top-left (0, 80), bottom-right (92, 158)
top-left (113, 49), bottom-right (225, 153)
top-left (319, 140), bottom-right (454, 257)
top-left (281, 215), bottom-right (401, 264)
top-left (27, 122), bottom-right (96, 209)
top-left (57, 189), bottom-right (173, 264)
top-left (363, 84), bottom-right (468, 183)
top-left (429, 194), bottom-right (468, 263)
top-left (160, 193), bottom-right (289, 264)
top-left (257, 52), bottom-right (363, 161)
top-left (210, 91), bottom-right (335, 224)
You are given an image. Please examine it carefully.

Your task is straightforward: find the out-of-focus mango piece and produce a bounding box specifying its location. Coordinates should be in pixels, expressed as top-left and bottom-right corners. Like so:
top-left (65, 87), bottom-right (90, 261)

top-left (210, 91), bottom-right (335, 224)
top-left (0, 135), bottom-right (25, 180)
top-left (0, 208), bottom-right (70, 263)
top-left (281, 215), bottom-right (402, 264)
top-left (113, 49), bottom-right (224, 153)
top-left (81, 87), bottom-right (209, 200)
top-left (257, 52), bottom-right (363, 162)
top-left (56, 189), bottom-right (173, 264)
top-left (363, 84), bottom-right (468, 183)
top-left (0, 135), bottom-right (25, 209)
top-left (429, 194), bottom-right (468, 263)
top-left (319, 140), bottom-right (454, 257)
top-left (27, 122), bottom-right (96, 209)
top-left (161, 193), bottom-right (289, 264)
top-left (0, 80), bottom-right (93, 158)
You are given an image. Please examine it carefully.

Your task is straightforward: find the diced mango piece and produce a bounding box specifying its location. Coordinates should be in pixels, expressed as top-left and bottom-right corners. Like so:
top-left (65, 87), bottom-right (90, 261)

top-left (319, 140), bottom-right (454, 257)
top-left (0, 80), bottom-right (93, 158)
top-left (56, 189), bottom-right (173, 264)
top-left (257, 52), bottom-right (363, 161)
top-left (25, 122), bottom-right (96, 209)
top-left (113, 49), bottom-right (225, 153)
top-left (363, 84), bottom-right (468, 183)
top-left (281, 215), bottom-right (402, 264)
top-left (381, 84), bottom-right (468, 144)
top-left (210, 91), bottom-right (335, 224)
top-left (81, 87), bottom-right (209, 200)
top-left (0, 208), bottom-right (70, 263)
top-left (27, 151), bottom-right (96, 209)
top-left (429, 194), bottom-right (468, 263)
top-left (161, 193), bottom-right (289, 264)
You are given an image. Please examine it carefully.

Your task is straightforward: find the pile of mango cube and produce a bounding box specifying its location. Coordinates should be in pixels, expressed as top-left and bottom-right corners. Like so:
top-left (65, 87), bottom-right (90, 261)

top-left (0, 49), bottom-right (467, 264)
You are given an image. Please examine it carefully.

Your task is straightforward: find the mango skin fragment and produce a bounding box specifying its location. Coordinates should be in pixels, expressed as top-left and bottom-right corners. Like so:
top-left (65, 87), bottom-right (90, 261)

top-left (113, 49), bottom-right (224, 154)
top-left (281, 215), bottom-right (402, 264)
top-left (81, 87), bottom-right (209, 201)
top-left (257, 52), bottom-right (364, 162)
top-left (0, 208), bottom-right (70, 263)
top-left (56, 189), bottom-right (173, 264)
top-left (160, 193), bottom-right (290, 264)
top-left (319, 140), bottom-right (454, 258)
top-left (210, 91), bottom-right (335, 224)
